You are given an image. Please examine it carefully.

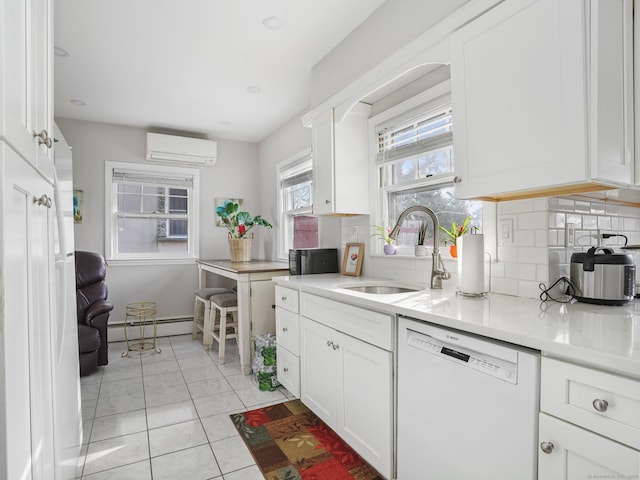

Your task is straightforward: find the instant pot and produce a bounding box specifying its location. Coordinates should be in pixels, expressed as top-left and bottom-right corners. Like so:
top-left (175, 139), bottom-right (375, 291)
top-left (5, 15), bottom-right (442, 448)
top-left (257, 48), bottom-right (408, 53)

top-left (570, 247), bottom-right (636, 306)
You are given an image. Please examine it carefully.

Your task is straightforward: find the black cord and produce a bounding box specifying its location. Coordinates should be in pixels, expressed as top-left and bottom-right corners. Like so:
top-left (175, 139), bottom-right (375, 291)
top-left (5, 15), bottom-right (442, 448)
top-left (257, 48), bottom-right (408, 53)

top-left (539, 276), bottom-right (576, 303)
top-left (601, 233), bottom-right (628, 246)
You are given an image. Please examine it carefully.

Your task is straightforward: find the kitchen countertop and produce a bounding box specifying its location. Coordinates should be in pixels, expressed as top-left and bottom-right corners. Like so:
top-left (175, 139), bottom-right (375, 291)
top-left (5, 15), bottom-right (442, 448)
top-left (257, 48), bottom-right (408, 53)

top-left (273, 274), bottom-right (640, 380)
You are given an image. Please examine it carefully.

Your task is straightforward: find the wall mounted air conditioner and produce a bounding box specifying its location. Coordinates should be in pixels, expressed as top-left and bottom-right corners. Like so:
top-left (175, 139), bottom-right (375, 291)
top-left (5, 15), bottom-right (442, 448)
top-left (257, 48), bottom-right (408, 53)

top-left (146, 132), bottom-right (217, 166)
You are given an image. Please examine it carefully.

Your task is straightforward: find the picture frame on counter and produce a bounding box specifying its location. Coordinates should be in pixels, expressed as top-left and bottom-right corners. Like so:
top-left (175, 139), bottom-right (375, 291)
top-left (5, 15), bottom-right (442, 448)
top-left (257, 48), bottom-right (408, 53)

top-left (342, 242), bottom-right (364, 276)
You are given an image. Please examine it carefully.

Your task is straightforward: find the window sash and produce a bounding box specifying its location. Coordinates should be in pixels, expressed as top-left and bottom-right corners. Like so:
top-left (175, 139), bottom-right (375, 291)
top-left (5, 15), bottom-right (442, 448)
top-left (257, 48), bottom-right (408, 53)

top-left (106, 161), bottom-right (199, 263)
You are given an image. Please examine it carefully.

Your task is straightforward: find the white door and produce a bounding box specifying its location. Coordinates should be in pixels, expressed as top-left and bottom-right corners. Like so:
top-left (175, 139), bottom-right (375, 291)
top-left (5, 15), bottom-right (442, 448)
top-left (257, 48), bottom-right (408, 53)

top-left (338, 332), bottom-right (392, 478)
top-left (1, 145), bottom-right (56, 479)
top-left (538, 413), bottom-right (640, 480)
top-left (300, 317), bottom-right (339, 426)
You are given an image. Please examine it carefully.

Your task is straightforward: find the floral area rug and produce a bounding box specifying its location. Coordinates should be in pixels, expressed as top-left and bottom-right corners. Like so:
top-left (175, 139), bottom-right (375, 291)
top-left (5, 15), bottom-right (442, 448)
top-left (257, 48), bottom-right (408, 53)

top-left (230, 399), bottom-right (384, 480)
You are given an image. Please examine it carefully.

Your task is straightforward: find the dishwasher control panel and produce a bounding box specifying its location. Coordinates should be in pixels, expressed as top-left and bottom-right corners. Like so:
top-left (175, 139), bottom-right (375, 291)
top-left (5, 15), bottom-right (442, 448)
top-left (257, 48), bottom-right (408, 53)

top-left (407, 329), bottom-right (518, 384)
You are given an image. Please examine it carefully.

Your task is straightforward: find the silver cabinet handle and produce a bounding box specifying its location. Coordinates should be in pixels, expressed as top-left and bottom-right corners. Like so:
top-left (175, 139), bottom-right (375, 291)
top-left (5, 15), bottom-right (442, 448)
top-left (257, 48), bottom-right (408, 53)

top-left (325, 199), bottom-right (330, 204)
top-left (33, 194), bottom-right (52, 208)
top-left (592, 399), bottom-right (609, 412)
top-left (283, 367), bottom-right (289, 373)
top-left (282, 327), bottom-right (288, 333)
top-left (281, 296), bottom-right (287, 301)
top-left (326, 340), bottom-right (333, 348)
top-left (540, 442), bottom-right (554, 454)
top-left (33, 129), bottom-right (53, 148)
top-left (332, 343), bottom-right (339, 351)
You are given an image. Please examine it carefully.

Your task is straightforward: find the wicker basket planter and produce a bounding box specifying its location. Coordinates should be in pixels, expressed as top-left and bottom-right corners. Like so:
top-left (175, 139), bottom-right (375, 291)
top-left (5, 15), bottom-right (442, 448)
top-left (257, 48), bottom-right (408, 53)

top-left (228, 233), bottom-right (253, 262)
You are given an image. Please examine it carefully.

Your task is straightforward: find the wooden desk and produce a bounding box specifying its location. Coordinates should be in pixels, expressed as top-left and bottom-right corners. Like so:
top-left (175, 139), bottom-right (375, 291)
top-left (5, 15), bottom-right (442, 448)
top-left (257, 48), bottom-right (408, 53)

top-left (197, 260), bottom-right (289, 375)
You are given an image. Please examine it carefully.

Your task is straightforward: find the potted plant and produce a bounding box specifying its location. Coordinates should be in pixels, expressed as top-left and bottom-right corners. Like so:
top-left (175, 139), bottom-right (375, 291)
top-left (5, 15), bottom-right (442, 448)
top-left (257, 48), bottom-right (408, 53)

top-left (415, 219), bottom-right (428, 257)
top-left (439, 216), bottom-right (471, 258)
top-left (372, 225), bottom-right (396, 255)
top-left (216, 199), bottom-right (272, 261)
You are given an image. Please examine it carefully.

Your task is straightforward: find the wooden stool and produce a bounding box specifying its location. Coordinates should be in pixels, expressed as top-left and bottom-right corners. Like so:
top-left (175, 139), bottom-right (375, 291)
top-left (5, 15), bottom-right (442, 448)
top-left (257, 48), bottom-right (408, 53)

top-left (193, 288), bottom-right (231, 347)
top-left (209, 292), bottom-right (239, 363)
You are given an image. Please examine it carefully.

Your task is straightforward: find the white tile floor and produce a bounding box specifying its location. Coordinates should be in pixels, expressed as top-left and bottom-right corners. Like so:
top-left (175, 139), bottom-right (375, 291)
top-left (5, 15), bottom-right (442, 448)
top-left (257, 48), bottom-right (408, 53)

top-left (77, 334), bottom-right (294, 480)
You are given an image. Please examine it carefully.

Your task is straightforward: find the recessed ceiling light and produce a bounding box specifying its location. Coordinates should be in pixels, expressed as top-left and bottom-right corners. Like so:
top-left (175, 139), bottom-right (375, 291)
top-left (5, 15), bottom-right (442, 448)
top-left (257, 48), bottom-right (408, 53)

top-left (54, 46), bottom-right (70, 57)
top-left (262, 16), bottom-right (282, 29)
top-left (246, 86), bottom-right (261, 94)
top-left (70, 99), bottom-right (86, 106)
top-left (220, 121), bottom-right (232, 127)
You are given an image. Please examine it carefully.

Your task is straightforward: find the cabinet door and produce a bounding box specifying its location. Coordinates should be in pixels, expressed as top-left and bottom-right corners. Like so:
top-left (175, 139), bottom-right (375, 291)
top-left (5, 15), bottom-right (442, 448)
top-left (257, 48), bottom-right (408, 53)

top-left (300, 317), bottom-right (339, 426)
top-left (451, 0), bottom-right (588, 198)
top-left (538, 413), bottom-right (640, 480)
top-left (338, 332), bottom-right (392, 478)
top-left (1, 144), bottom-right (56, 479)
top-left (0, 0), bottom-right (54, 180)
top-left (311, 109), bottom-right (335, 215)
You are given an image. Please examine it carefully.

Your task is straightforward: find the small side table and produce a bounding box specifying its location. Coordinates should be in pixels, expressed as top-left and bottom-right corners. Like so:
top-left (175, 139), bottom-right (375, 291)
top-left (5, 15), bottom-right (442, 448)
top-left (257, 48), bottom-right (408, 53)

top-left (122, 302), bottom-right (162, 357)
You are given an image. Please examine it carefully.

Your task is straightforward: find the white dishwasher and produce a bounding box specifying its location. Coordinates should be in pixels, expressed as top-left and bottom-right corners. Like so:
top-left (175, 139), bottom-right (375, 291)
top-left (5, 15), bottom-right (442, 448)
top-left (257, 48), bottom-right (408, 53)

top-left (397, 316), bottom-right (540, 480)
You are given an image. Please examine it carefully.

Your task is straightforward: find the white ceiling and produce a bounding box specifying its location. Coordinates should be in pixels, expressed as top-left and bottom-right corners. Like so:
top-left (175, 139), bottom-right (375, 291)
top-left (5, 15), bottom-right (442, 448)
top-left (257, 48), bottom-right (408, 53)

top-left (53, 0), bottom-right (386, 143)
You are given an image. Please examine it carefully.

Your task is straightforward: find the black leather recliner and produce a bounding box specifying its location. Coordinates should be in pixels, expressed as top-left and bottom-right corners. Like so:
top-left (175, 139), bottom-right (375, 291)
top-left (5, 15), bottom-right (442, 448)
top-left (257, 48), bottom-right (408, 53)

top-left (76, 251), bottom-right (113, 376)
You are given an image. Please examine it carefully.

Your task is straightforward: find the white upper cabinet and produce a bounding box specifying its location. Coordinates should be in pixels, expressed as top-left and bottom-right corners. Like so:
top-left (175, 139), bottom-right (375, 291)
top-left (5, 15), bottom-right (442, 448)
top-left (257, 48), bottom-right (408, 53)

top-left (451, 0), bottom-right (633, 200)
top-left (1, 0), bottom-right (55, 182)
top-left (311, 103), bottom-right (371, 215)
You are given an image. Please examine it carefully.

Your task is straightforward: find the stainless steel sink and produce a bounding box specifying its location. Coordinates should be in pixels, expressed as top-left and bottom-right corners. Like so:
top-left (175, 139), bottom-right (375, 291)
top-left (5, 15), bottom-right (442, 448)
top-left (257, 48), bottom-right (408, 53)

top-left (342, 285), bottom-right (420, 294)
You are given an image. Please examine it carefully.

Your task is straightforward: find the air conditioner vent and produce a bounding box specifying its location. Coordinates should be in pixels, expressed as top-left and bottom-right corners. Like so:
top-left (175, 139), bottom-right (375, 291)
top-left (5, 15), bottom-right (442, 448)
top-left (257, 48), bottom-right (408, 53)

top-left (146, 133), bottom-right (217, 166)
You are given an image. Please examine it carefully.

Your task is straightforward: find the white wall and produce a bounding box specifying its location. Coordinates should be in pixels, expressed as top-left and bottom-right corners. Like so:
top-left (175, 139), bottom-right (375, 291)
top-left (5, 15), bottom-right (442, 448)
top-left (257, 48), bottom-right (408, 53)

top-left (257, 111), bottom-right (312, 261)
top-left (310, 0), bottom-right (469, 105)
top-left (56, 117), bottom-right (262, 323)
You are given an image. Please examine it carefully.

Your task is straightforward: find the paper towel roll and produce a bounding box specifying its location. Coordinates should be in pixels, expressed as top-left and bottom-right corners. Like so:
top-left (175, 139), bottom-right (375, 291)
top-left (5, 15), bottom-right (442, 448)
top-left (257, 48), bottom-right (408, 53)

top-left (457, 234), bottom-right (485, 295)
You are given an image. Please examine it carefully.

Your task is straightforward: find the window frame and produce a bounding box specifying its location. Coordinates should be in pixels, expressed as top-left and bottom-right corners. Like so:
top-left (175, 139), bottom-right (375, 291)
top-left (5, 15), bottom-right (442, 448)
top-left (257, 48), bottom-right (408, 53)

top-left (369, 80), bottom-right (488, 256)
top-left (105, 161), bottom-right (200, 265)
top-left (276, 148), bottom-right (317, 261)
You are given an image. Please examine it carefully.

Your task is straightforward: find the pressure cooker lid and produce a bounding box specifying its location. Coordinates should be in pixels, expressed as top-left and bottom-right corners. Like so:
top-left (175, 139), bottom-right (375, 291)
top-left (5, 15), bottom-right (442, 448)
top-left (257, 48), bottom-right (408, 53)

top-left (570, 247), bottom-right (634, 271)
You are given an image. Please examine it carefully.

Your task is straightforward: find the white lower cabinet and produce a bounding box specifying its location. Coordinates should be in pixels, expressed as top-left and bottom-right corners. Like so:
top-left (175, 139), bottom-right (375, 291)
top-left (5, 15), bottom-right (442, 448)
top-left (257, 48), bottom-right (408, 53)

top-left (300, 315), bottom-right (393, 479)
top-left (538, 413), bottom-right (640, 479)
top-left (538, 357), bottom-right (640, 480)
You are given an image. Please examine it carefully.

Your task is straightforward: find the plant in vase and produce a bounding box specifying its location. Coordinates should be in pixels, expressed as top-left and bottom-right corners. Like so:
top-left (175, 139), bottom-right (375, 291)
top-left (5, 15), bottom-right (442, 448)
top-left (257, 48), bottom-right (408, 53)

top-left (415, 219), bottom-right (428, 256)
top-left (438, 216), bottom-right (471, 258)
top-left (372, 225), bottom-right (396, 255)
top-left (216, 199), bottom-right (272, 261)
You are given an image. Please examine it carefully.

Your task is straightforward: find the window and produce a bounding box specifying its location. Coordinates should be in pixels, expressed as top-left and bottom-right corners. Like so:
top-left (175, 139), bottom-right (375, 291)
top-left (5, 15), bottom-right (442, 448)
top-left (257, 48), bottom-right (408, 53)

top-left (105, 162), bottom-right (199, 263)
top-left (277, 149), bottom-right (318, 259)
top-left (375, 89), bottom-right (482, 252)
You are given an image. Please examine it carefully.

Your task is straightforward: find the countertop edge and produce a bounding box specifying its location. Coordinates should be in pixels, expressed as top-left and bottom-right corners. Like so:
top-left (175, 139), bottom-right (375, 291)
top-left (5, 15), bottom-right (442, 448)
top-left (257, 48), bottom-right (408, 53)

top-left (273, 274), bottom-right (640, 380)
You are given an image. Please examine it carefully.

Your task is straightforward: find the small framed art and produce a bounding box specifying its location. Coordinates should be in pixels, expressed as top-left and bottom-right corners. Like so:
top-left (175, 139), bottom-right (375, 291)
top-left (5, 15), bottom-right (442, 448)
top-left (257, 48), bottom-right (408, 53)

top-left (342, 242), bottom-right (364, 276)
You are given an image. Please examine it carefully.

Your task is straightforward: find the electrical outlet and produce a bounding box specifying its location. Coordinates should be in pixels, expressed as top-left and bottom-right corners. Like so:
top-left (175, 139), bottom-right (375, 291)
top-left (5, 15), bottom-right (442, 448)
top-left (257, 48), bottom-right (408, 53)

top-left (498, 219), bottom-right (513, 245)
top-left (565, 223), bottom-right (575, 247)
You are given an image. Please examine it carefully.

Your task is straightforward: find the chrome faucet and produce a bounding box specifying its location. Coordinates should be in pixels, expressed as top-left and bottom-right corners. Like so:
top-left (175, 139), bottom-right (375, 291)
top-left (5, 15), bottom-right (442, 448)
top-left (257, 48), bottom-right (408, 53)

top-left (389, 206), bottom-right (451, 289)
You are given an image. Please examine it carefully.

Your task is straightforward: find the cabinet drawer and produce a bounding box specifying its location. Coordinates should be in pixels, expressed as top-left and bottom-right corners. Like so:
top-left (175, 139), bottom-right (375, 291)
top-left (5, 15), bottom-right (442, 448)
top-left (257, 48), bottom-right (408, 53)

top-left (275, 286), bottom-right (298, 313)
top-left (541, 357), bottom-right (640, 450)
top-left (277, 346), bottom-right (300, 398)
top-left (299, 292), bottom-right (394, 351)
top-left (275, 307), bottom-right (299, 355)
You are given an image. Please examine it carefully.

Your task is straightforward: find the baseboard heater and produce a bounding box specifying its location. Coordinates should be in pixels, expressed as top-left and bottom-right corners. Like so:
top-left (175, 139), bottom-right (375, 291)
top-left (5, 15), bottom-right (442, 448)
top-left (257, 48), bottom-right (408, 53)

top-left (108, 316), bottom-right (194, 342)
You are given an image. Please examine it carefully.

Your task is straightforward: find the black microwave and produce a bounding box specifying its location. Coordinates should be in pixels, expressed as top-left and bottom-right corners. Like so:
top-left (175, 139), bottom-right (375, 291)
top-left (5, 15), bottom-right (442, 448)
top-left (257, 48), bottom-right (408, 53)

top-left (289, 248), bottom-right (339, 275)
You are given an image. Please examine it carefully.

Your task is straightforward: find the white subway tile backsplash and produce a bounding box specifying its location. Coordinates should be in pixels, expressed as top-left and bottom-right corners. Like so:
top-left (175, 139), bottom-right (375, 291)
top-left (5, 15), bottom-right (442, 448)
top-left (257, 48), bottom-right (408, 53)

top-left (514, 229), bottom-right (535, 246)
top-left (548, 212), bottom-right (565, 228)
top-left (575, 201), bottom-right (591, 213)
top-left (582, 215), bottom-right (598, 229)
top-left (342, 196), bottom-right (640, 301)
top-left (517, 211), bottom-right (547, 230)
top-left (597, 216), bottom-right (612, 230)
top-left (556, 198), bottom-right (575, 211)
top-left (517, 247), bottom-right (548, 264)
top-left (566, 214), bottom-right (582, 228)
top-left (624, 217), bottom-right (636, 230)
